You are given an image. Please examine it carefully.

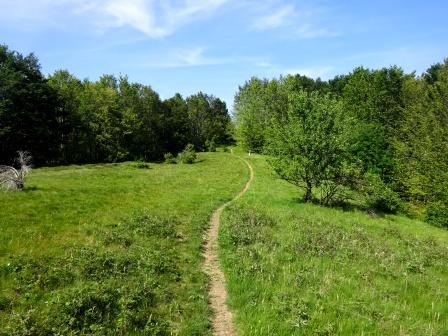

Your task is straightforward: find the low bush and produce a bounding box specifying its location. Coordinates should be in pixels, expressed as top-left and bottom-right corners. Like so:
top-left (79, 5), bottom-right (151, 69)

top-left (163, 153), bottom-right (176, 164)
top-left (426, 201), bottom-right (448, 228)
top-left (362, 172), bottom-right (401, 213)
top-left (205, 138), bottom-right (217, 152)
top-left (131, 161), bottom-right (151, 169)
top-left (177, 144), bottom-right (197, 164)
top-left (0, 296), bottom-right (11, 312)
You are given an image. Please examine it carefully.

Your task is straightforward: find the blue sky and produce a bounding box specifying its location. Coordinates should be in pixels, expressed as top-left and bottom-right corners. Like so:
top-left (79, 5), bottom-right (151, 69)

top-left (1, 0), bottom-right (447, 110)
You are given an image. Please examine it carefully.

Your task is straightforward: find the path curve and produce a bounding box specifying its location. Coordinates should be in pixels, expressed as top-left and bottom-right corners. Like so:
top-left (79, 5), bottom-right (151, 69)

top-left (203, 153), bottom-right (254, 336)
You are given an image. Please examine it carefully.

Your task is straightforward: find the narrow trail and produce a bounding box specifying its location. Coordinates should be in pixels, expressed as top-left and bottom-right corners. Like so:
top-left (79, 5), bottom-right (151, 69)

top-left (203, 153), bottom-right (254, 336)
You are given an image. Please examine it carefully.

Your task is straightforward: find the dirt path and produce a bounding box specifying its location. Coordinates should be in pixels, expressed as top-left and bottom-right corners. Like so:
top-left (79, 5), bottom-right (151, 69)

top-left (203, 153), bottom-right (254, 336)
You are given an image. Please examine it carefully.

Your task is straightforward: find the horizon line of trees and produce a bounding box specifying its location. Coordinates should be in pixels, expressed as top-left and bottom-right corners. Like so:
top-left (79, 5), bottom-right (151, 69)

top-left (0, 44), bottom-right (233, 166)
top-left (235, 61), bottom-right (448, 227)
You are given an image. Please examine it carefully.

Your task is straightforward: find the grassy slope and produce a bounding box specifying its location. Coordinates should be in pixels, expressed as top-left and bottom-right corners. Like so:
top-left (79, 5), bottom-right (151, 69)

top-left (220, 153), bottom-right (448, 335)
top-left (0, 152), bottom-right (248, 335)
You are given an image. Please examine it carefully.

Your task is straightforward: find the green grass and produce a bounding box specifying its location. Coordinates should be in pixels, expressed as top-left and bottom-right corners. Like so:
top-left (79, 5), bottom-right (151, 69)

top-left (220, 152), bottom-right (448, 335)
top-left (0, 152), bottom-right (249, 335)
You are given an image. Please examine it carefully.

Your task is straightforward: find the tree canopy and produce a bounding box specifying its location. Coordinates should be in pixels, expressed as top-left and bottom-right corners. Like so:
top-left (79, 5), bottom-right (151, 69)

top-left (1, 45), bottom-right (233, 166)
top-left (235, 59), bottom-right (448, 226)
top-left (266, 91), bottom-right (353, 203)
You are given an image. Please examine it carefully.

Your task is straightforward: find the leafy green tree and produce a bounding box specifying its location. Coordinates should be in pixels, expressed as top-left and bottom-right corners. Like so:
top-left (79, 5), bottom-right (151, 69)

top-left (420, 61), bottom-right (447, 219)
top-left (282, 74), bottom-right (330, 94)
top-left (235, 74), bottom-right (328, 153)
top-left (186, 92), bottom-right (231, 150)
top-left (394, 75), bottom-right (433, 202)
top-left (342, 66), bottom-right (406, 182)
top-left (265, 91), bottom-right (353, 203)
top-left (393, 61), bottom-right (448, 223)
top-left (234, 77), bottom-right (288, 152)
top-left (77, 77), bottom-right (124, 162)
top-left (130, 84), bottom-right (165, 161)
top-left (234, 78), bottom-right (269, 152)
top-left (328, 75), bottom-right (349, 96)
top-left (162, 93), bottom-right (191, 154)
top-left (0, 45), bottom-right (64, 165)
top-left (116, 77), bottom-right (165, 161)
top-left (48, 70), bottom-right (84, 163)
top-left (423, 62), bottom-right (443, 84)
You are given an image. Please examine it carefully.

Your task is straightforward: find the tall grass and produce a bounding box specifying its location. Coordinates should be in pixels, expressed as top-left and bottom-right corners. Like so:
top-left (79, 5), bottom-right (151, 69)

top-left (220, 152), bottom-right (448, 335)
top-left (0, 153), bottom-right (248, 335)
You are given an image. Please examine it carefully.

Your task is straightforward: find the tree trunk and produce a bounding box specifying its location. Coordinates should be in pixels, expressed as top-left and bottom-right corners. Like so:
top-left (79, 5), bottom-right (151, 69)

top-left (303, 181), bottom-right (312, 202)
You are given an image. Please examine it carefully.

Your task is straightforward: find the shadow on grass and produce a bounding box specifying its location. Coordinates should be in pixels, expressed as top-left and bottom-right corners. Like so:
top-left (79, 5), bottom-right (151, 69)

top-left (23, 186), bottom-right (39, 192)
top-left (289, 196), bottom-right (390, 218)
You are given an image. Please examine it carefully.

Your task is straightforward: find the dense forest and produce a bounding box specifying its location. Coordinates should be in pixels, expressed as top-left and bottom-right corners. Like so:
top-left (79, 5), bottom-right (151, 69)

top-left (235, 63), bottom-right (448, 227)
top-left (0, 45), bottom-right (232, 166)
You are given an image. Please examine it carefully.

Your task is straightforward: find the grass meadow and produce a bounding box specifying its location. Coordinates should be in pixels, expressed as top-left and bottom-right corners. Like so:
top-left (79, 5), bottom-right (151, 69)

top-left (1, 149), bottom-right (447, 335)
top-left (220, 152), bottom-right (448, 335)
top-left (0, 152), bottom-right (248, 335)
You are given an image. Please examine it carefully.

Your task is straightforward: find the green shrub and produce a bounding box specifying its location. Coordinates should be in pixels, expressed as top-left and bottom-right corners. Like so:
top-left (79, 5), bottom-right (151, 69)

top-left (426, 201), bottom-right (448, 228)
top-left (4, 255), bottom-right (75, 291)
top-left (363, 172), bottom-right (401, 213)
top-left (177, 144), bottom-right (197, 164)
top-left (131, 160), bottom-right (151, 169)
top-left (0, 295), bottom-right (11, 312)
top-left (163, 153), bottom-right (176, 164)
top-left (205, 138), bottom-right (216, 152)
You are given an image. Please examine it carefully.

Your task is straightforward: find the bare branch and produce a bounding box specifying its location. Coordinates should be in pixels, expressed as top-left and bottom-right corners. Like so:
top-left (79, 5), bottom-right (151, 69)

top-left (0, 151), bottom-right (32, 191)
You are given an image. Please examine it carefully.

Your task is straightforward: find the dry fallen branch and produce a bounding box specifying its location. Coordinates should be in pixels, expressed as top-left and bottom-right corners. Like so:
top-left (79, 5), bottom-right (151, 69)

top-left (0, 151), bottom-right (32, 191)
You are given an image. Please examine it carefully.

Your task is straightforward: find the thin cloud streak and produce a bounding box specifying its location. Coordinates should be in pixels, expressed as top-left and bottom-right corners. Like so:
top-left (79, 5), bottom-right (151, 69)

top-left (0, 0), bottom-right (337, 40)
top-left (250, 2), bottom-right (338, 39)
top-left (0, 0), bottom-right (231, 38)
top-left (98, 0), bottom-right (230, 38)
top-left (141, 47), bottom-right (234, 68)
top-left (140, 50), bottom-right (280, 69)
top-left (251, 4), bottom-right (296, 30)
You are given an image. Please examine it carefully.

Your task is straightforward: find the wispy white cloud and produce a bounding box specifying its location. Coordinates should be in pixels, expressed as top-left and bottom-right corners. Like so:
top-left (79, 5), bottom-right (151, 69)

top-left (99, 0), bottom-right (166, 37)
top-left (0, 0), bottom-right (230, 38)
top-left (143, 47), bottom-right (232, 68)
top-left (250, 1), bottom-right (337, 39)
top-left (96, 0), bottom-right (230, 38)
top-left (251, 4), bottom-right (296, 30)
top-left (0, 0), bottom-right (338, 40)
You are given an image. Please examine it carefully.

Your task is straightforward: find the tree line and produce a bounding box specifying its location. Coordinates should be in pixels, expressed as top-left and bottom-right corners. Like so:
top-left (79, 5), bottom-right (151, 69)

top-left (235, 63), bottom-right (448, 227)
top-left (0, 45), bottom-right (233, 166)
